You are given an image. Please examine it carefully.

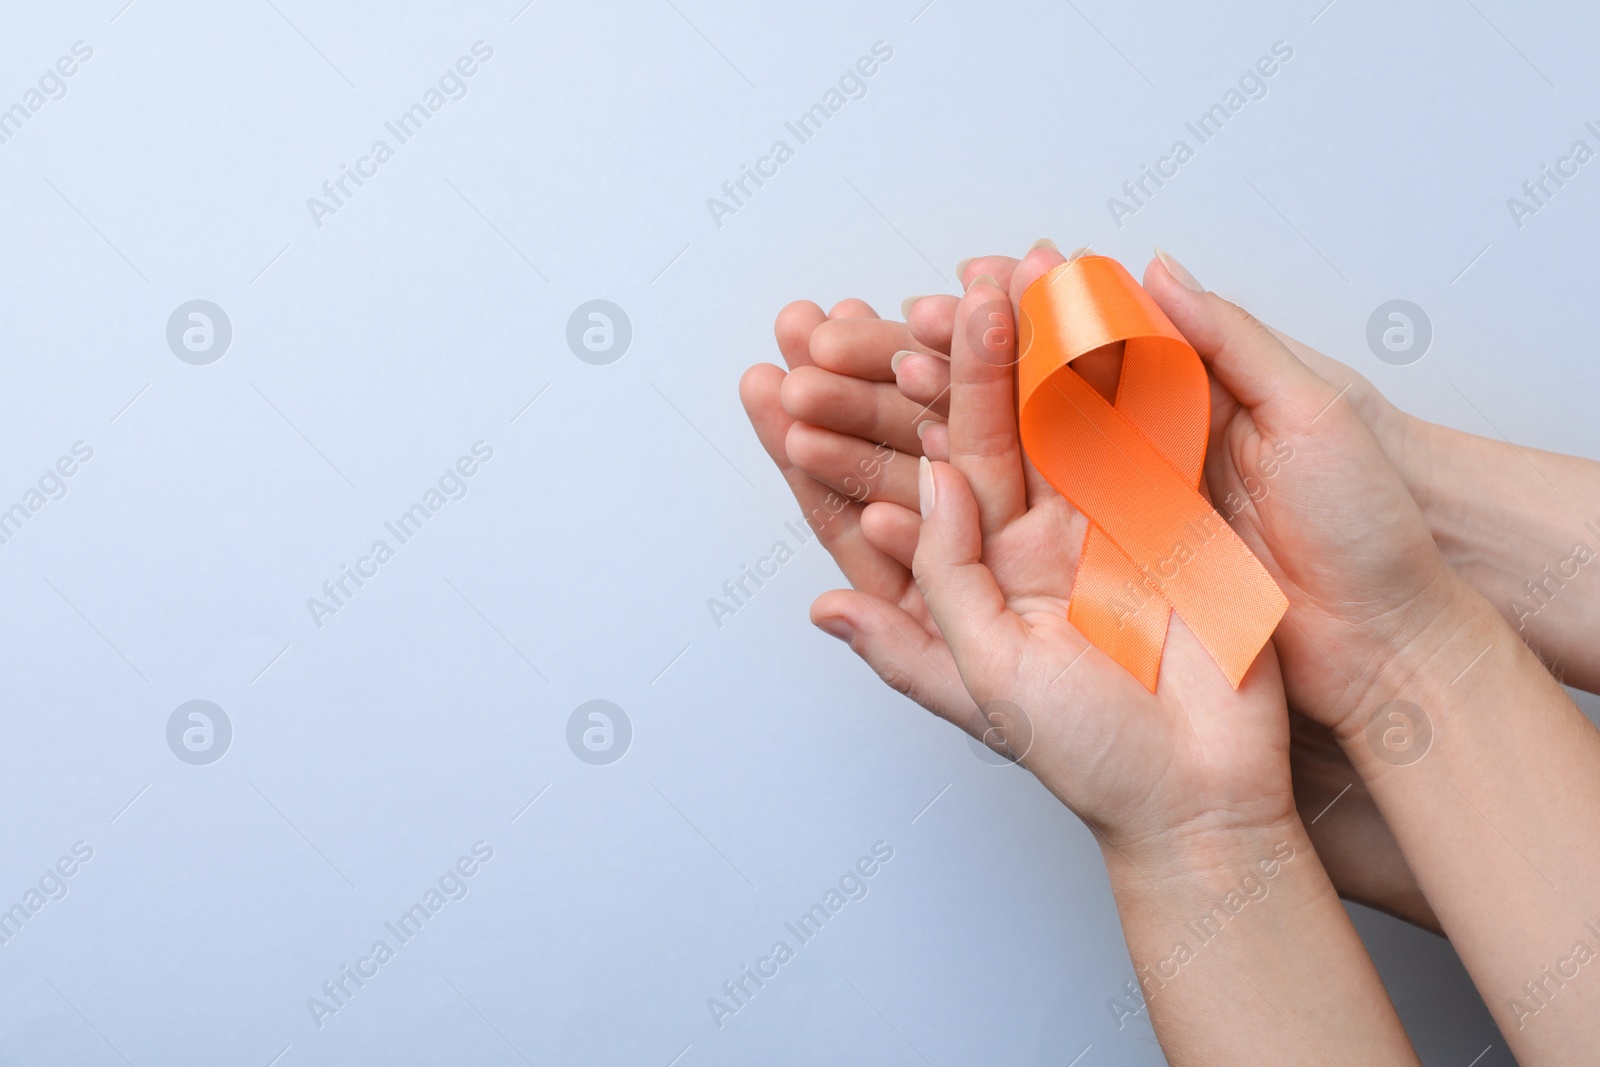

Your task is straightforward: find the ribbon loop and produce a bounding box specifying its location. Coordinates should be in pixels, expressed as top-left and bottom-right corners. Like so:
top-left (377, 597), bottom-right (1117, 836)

top-left (1017, 256), bottom-right (1287, 690)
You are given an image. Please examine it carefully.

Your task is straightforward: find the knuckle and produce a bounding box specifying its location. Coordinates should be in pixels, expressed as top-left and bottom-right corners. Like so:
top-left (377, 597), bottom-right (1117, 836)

top-left (873, 660), bottom-right (919, 699)
top-left (807, 319), bottom-right (853, 369)
top-left (775, 299), bottom-right (822, 344)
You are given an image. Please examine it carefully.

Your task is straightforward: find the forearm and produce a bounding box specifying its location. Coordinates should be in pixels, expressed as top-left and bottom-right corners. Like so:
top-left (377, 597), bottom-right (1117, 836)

top-left (1402, 418), bottom-right (1600, 692)
top-left (1336, 582), bottom-right (1600, 1063)
top-left (1288, 718), bottom-right (1441, 934)
top-left (1281, 334), bottom-right (1600, 691)
top-left (1103, 818), bottom-right (1419, 1066)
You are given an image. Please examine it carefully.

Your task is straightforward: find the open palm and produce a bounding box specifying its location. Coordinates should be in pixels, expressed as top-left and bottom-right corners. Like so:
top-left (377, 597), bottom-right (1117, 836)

top-left (746, 247), bottom-right (1297, 847)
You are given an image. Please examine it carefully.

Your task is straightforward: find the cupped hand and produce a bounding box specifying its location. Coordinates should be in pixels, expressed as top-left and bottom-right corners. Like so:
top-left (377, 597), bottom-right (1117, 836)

top-left (739, 297), bottom-right (977, 721)
top-left (748, 248), bottom-right (1440, 925)
top-left (907, 251), bottom-right (1300, 848)
top-left (1139, 253), bottom-right (1468, 733)
top-left (752, 248), bottom-right (1302, 850)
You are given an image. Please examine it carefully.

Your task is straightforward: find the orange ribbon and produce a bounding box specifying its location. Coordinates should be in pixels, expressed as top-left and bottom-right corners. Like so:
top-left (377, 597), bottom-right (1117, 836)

top-left (1017, 255), bottom-right (1287, 690)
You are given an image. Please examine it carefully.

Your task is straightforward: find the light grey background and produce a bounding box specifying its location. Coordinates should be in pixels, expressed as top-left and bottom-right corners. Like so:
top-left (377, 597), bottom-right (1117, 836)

top-left (0, 0), bottom-right (1590, 1063)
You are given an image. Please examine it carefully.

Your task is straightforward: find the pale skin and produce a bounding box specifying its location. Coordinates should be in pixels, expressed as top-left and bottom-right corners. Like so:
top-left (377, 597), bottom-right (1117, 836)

top-left (1143, 250), bottom-right (1600, 1066)
top-left (751, 244), bottom-right (1600, 1063)
top-left (754, 250), bottom-right (1439, 931)
top-left (742, 247), bottom-right (1421, 1065)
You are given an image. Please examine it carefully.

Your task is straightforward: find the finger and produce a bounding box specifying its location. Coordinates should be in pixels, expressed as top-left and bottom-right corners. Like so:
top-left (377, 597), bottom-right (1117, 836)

top-left (829, 297), bottom-right (879, 319)
top-left (905, 294), bottom-right (958, 354)
top-left (912, 459), bottom-right (1021, 673)
top-left (780, 366), bottom-right (929, 455)
top-left (785, 422), bottom-right (919, 509)
top-left (914, 242), bottom-right (1077, 355)
top-left (1266, 323), bottom-right (1394, 433)
top-left (1000, 242), bottom-right (1097, 310)
top-left (860, 500), bottom-right (920, 568)
top-left (917, 419), bottom-right (949, 463)
top-left (957, 254), bottom-right (1022, 291)
top-left (740, 364), bottom-right (911, 602)
top-left (1009, 244), bottom-right (1123, 404)
top-left (774, 300), bottom-right (827, 370)
top-left (809, 316), bottom-right (939, 382)
top-left (1005, 243), bottom-right (1087, 305)
top-left (1143, 250), bottom-right (1338, 425)
top-left (810, 588), bottom-right (984, 736)
top-left (1002, 247), bottom-right (1080, 507)
top-left (893, 349), bottom-right (951, 419)
top-left (948, 275), bottom-right (1027, 534)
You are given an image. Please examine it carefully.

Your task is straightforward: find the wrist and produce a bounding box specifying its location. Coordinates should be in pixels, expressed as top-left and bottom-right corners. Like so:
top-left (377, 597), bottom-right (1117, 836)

top-left (1099, 808), bottom-right (1307, 896)
top-left (1401, 418), bottom-right (1543, 585)
top-left (1330, 572), bottom-right (1503, 757)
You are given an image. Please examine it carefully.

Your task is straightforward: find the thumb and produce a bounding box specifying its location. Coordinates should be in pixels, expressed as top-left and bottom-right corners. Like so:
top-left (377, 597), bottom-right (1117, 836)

top-left (809, 588), bottom-right (984, 736)
top-left (910, 458), bottom-right (1020, 677)
top-left (1143, 250), bottom-right (1338, 425)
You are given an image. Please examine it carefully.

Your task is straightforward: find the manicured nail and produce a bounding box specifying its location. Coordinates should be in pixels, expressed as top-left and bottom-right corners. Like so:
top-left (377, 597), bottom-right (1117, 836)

top-left (815, 616), bottom-right (854, 643)
top-left (1029, 237), bottom-right (1058, 252)
top-left (900, 295), bottom-right (928, 320)
top-left (918, 456), bottom-right (936, 519)
top-left (1155, 247), bottom-right (1204, 292)
top-left (890, 349), bottom-right (915, 374)
top-left (1066, 246), bottom-right (1090, 261)
top-left (916, 419), bottom-right (937, 441)
top-left (966, 273), bottom-right (998, 292)
top-left (955, 257), bottom-right (974, 282)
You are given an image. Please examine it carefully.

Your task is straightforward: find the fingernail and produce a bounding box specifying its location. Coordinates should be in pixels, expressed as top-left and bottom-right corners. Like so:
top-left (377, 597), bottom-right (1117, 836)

top-left (955, 257), bottom-right (974, 282)
top-left (816, 616), bottom-right (854, 642)
top-left (1066, 246), bottom-right (1090, 261)
top-left (1155, 247), bottom-right (1204, 292)
top-left (1029, 237), bottom-right (1058, 252)
top-left (890, 349), bottom-right (915, 374)
top-left (966, 273), bottom-right (998, 292)
top-left (916, 419), bottom-right (937, 441)
top-left (918, 456), bottom-right (936, 520)
top-left (900, 295), bottom-right (927, 320)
